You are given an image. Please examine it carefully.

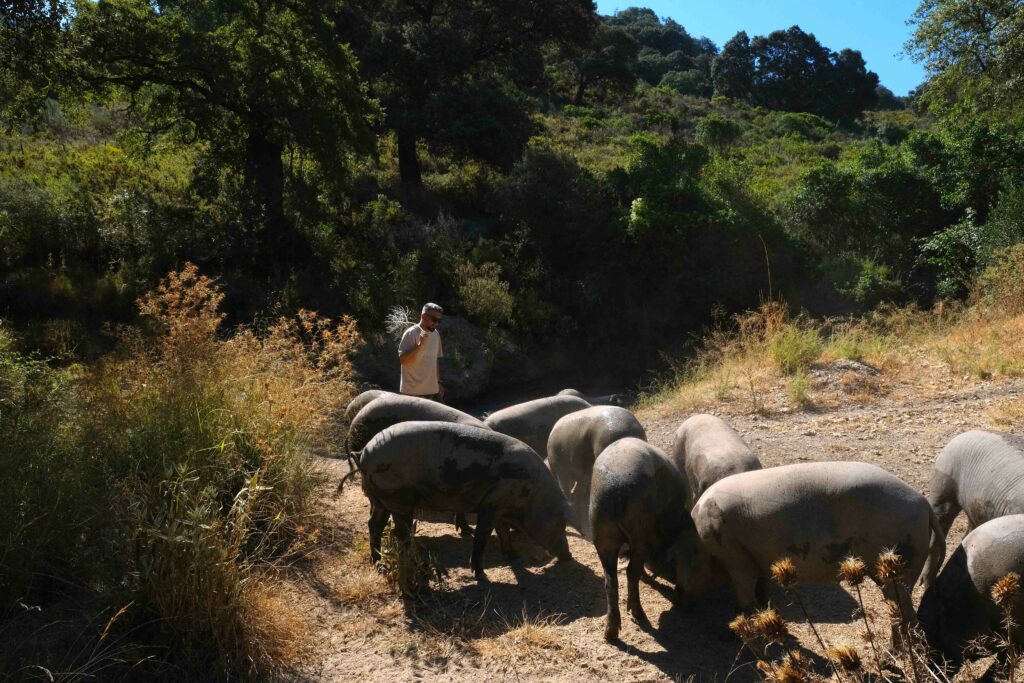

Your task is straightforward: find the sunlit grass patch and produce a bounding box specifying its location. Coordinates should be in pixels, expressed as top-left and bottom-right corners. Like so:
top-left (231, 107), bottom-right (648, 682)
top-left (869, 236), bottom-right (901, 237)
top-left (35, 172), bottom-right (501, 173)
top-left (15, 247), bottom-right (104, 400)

top-left (470, 610), bottom-right (576, 667)
top-left (986, 395), bottom-right (1024, 430)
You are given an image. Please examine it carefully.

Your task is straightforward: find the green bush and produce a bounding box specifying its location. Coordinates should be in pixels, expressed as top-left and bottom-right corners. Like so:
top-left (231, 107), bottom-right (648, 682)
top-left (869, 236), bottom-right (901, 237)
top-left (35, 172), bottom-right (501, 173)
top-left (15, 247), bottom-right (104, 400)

top-left (770, 325), bottom-right (823, 374)
top-left (978, 244), bottom-right (1024, 315)
top-left (0, 326), bottom-right (83, 598)
top-left (454, 261), bottom-right (515, 328)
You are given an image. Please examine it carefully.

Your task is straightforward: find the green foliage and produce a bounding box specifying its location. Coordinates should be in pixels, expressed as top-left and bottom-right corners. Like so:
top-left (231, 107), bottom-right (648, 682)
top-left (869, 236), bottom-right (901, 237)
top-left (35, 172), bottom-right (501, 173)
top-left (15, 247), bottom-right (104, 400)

top-left (770, 325), bottom-right (823, 374)
top-left (0, 1), bottom-right (73, 125)
top-left (0, 326), bottom-right (82, 597)
top-left (72, 0), bottom-right (379, 266)
top-left (695, 114), bottom-right (743, 151)
top-left (919, 215), bottom-right (983, 299)
top-left (840, 258), bottom-right (905, 309)
top-left (617, 134), bottom-right (713, 236)
top-left (603, 7), bottom-right (717, 96)
top-left (713, 26), bottom-right (879, 120)
top-left (907, 0), bottom-right (1024, 124)
top-left (454, 262), bottom-right (515, 328)
top-left (345, 0), bottom-right (593, 188)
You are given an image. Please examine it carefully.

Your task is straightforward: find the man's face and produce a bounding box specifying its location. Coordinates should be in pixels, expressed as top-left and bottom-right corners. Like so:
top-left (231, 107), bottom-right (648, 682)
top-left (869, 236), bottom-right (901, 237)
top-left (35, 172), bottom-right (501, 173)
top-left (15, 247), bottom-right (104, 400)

top-left (420, 310), bottom-right (442, 331)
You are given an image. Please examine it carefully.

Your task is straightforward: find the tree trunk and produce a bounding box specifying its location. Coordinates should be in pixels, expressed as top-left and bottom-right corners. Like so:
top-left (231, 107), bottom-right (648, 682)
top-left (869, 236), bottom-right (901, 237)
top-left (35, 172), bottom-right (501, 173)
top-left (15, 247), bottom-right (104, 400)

top-left (246, 129), bottom-right (301, 272)
top-left (397, 128), bottom-right (423, 196)
top-left (573, 70), bottom-right (588, 105)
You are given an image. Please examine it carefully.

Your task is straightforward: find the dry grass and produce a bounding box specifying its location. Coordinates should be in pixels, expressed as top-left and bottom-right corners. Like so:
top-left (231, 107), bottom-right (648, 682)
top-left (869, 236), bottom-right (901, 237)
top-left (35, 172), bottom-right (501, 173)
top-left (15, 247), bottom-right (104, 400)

top-left (638, 250), bottom-right (1024, 419)
top-left (332, 548), bottom-right (392, 607)
top-left (240, 579), bottom-right (316, 669)
top-left (986, 395), bottom-right (1024, 430)
top-left (1, 263), bottom-right (366, 680)
top-left (470, 610), bottom-right (577, 667)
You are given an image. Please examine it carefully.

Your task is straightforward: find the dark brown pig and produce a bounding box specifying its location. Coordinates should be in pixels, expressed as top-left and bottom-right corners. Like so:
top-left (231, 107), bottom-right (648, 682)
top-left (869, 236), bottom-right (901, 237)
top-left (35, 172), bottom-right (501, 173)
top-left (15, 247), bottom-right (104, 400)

top-left (547, 405), bottom-right (647, 537)
top-left (589, 437), bottom-right (708, 641)
top-left (346, 393), bottom-right (490, 456)
top-left (919, 514), bottom-right (1024, 673)
top-left (358, 421), bottom-right (572, 583)
top-left (484, 395), bottom-right (590, 458)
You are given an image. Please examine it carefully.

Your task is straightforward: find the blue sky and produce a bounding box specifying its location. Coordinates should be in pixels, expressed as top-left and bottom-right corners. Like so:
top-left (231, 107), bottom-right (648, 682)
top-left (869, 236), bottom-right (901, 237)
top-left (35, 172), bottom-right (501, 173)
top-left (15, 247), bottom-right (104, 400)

top-left (594, 1), bottom-right (926, 95)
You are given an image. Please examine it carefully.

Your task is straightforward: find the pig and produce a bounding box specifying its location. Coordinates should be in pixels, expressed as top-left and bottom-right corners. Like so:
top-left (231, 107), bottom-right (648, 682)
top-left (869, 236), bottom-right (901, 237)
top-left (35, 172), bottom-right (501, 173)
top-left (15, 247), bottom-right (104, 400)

top-left (671, 414), bottom-right (761, 509)
top-left (343, 394), bottom-right (490, 536)
top-left (558, 388), bottom-right (627, 407)
top-left (346, 393), bottom-right (490, 456)
top-left (589, 437), bottom-right (707, 641)
top-left (682, 462), bottom-right (945, 624)
top-left (344, 389), bottom-right (391, 425)
top-left (919, 514), bottom-right (1024, 672)
top-left (922, 430), bottom-right (1024, 581)
top-left (357, 421), bottom-right (572, 583)
top-left (547, 406), bottom-right (647, 536)
top-left (484, 395), bottom-right (590, 459)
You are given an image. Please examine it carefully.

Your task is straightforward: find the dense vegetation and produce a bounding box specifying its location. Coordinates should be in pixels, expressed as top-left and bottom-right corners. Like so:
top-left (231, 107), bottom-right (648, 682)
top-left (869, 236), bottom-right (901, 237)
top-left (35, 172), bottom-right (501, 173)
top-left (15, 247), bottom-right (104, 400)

top-left (2, 0), bottom-right (1024, 678)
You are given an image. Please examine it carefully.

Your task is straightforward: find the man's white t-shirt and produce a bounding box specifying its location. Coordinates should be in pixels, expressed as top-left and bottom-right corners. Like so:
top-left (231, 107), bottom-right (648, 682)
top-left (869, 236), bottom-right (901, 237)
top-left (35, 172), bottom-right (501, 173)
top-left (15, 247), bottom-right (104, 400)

top-left (398, 324), bottom-right (443, 395)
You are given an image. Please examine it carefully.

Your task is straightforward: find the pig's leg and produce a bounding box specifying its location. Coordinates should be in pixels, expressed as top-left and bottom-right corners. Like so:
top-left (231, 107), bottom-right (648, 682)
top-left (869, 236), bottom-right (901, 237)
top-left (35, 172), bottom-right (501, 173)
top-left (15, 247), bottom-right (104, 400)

top-left (471, 506), bottom-right (496, 583)
top-left (368, 498), bottom-right (390, 567)
top-left (597, 546), bottom-right (622, 641)
top-left (495, 525), bottom-right (517, 560)
top-left (625, 547), bottom-right (649, 627)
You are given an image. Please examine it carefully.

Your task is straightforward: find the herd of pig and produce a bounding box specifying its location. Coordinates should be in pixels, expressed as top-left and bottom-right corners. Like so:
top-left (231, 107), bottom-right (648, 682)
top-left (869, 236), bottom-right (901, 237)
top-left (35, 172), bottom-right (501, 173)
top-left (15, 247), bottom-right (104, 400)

top-left (338, 389), bottom-right (1024, 673)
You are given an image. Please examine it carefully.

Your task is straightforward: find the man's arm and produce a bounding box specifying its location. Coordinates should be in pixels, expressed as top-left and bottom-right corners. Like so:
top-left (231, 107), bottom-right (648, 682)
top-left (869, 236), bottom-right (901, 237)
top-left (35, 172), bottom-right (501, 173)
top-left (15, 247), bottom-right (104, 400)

top-left (398, 329), bottom-right (427, 366)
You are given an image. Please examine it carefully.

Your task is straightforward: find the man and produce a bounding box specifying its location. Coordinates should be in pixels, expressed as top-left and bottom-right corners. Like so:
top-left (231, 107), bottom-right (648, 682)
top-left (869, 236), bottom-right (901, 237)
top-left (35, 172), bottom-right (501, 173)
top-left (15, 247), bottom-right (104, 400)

top-left (398, 303), bottom-right (445, 402)
top-left (398, 303), bottom-right (471, 536)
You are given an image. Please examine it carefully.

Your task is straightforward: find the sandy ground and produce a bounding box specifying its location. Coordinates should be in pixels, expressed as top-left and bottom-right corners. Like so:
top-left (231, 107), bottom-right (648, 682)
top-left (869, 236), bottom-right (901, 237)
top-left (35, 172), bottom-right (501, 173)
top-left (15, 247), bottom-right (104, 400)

top-left (286, 362), bottom-right (1024, 682)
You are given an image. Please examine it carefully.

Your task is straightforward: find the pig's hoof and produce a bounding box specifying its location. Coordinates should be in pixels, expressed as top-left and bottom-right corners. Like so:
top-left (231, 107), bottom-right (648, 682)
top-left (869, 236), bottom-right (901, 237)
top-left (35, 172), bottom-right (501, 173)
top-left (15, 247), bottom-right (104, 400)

top-left (458, 525), bottom-right (474, 538)
top-left (474, 570), bottom-right (490, 584)
top-left (627, 606), bottom-right (649, 627)
top-left (604, 623), bottom-right (620, 642)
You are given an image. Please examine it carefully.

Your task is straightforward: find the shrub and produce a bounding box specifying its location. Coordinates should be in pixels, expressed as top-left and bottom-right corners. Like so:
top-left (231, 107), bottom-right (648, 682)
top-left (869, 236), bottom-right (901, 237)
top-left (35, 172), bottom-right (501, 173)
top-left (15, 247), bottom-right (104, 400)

top-left (454, 261), bottom-right (515, 328)
top-left (2, 264), bottom-right (363, 679)
top-left (695, 114), bottom-right (742, 151)
top-left (0, 325), bottom-right (82, 598)
top-left (977, 244), bottom-right (1024, 315)
top-left (769, 325), bottom-right (823, 374)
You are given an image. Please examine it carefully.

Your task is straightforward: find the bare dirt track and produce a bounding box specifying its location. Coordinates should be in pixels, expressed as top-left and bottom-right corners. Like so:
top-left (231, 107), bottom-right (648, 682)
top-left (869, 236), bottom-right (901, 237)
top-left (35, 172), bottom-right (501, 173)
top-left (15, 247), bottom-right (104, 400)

top-left (287, 365), bottom-right (1024, 683)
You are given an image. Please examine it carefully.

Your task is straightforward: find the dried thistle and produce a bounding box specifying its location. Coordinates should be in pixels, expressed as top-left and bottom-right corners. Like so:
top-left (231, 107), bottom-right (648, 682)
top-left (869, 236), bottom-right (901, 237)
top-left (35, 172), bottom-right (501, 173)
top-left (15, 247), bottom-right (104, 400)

top-left (757, 651), bottom-right (810, 683)
top-left (752, 607), bottom-right (790, 645)
top-left (838, 556), bottom-right (866, 586)
top-left (729, 614), bottom-right (757, 642)
top-left (771, 557), bottom-right (798, 589)
top-left (826, 643), bottom-right (862, 671)
top-left (991, 572), bottom-right (1021, 608)
top-left (875, 548), bottom-right (906, 583)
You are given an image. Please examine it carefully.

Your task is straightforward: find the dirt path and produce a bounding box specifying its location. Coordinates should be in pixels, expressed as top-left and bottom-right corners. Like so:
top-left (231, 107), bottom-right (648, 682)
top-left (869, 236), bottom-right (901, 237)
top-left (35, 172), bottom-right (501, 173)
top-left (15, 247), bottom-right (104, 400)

top-left (287, 367), bottom-right (1024, 682)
